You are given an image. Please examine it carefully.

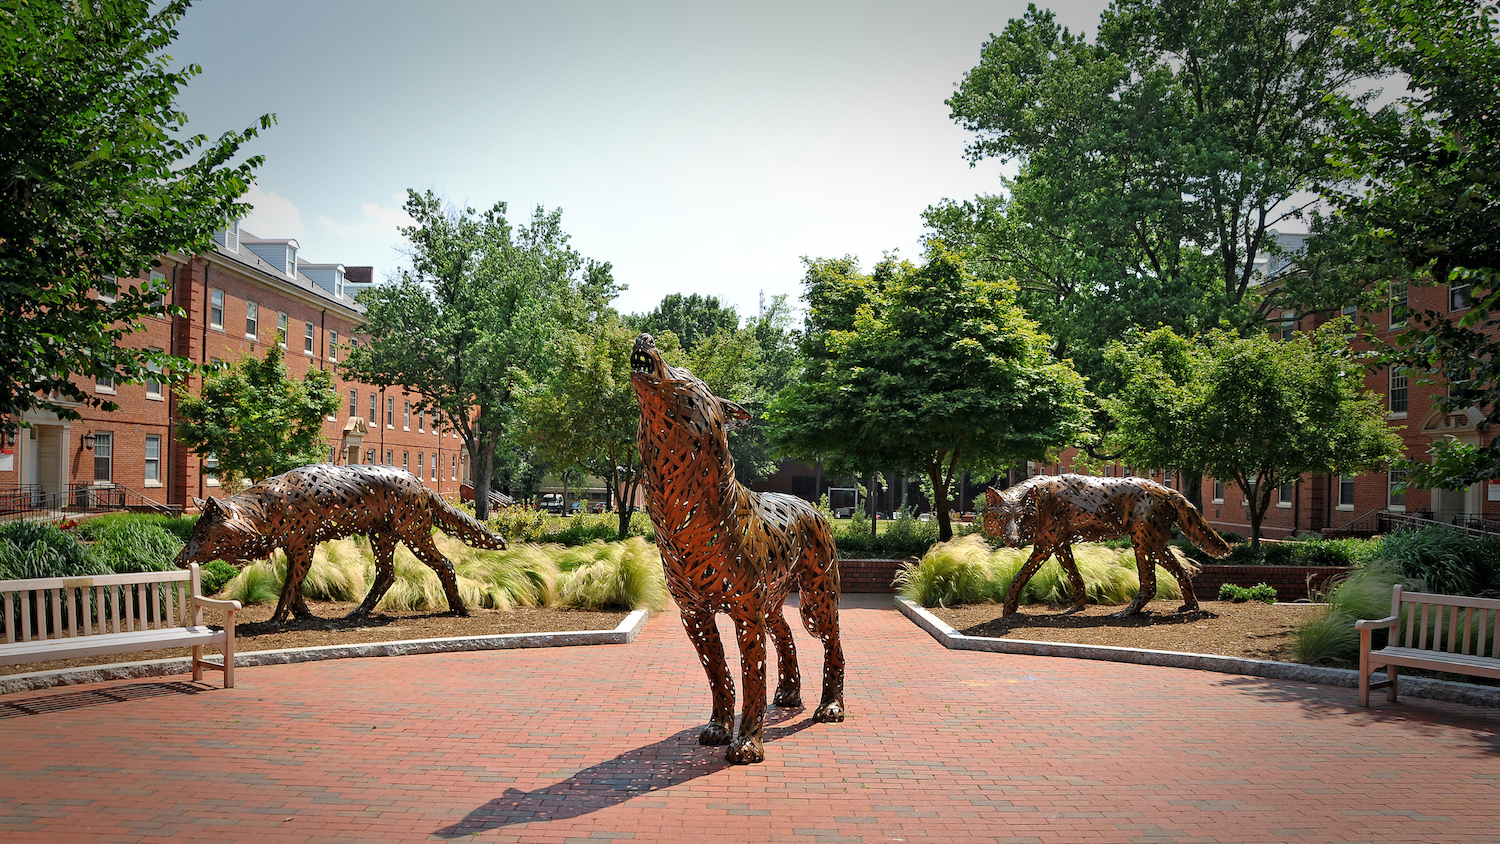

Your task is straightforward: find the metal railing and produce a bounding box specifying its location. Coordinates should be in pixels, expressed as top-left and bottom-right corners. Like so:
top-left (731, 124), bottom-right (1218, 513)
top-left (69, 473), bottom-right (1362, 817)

top-left (0, 483), bottom-right (179, 525)
top-left (1324, 508), bottom-right (1500, 540)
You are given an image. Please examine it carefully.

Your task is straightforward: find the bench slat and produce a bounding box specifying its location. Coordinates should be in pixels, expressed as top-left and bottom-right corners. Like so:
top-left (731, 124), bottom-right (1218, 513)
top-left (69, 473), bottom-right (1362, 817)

top-left (0, 626), bottom-right (227, 667)
top-left (0, 570), bottom-right (191, 592)
top-left (1370, 646), bottom-right (1500, 680)
top-left (3, 590), bottom-right (13, 644)
top-left (20, 589), bottom-right (31, 644)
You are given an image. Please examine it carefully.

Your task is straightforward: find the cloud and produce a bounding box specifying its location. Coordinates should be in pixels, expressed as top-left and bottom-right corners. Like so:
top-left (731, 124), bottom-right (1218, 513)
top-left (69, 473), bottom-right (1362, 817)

top-left (239, 184), bottom-right (305, 240)
top-left (314, 202), bottom-right (414, 241)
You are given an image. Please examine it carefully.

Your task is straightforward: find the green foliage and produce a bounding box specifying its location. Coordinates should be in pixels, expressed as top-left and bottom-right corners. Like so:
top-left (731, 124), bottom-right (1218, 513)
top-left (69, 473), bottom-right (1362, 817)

top-left (0, 0), bottom-right (270, 433)
top-left (199, 560), bottom-right (239, 595)
top-left (88, 521), bottom-right (182, 574)
top-left (1323, 0), bottom-right (1500, 489)
top-left (219, 558), bottom-right (282, 606)
top-left (479, 506), bottom-right (553, 543)
top-left (832, 511), bottom-right (981, 560)
top-left (1218, 583), bottom-right (1277, 604)
top-left (175, 343), bottom-right (341, 486)
top-left (341, 190), bottom-right (616, 519)
top-left (1373, 526), bottom-right (1500, 597)
top-left (768, 246), bottom-right (1091, 541)
top-left (1105, 324), bottom-right (1402, 546)
top-left (633, 293), bottom-right (739, 352)
top-left (75, 512), bottom-right (198, 543)
top-left (556, 538), bottom-right (669, 611)
top-left (895, 535), bottom-right (1184, 608)
top-left (1295, 563), bottom-right (1409, 665)
top-left (1177, 536), bottom-right (1378, 568)
top-left (540, 512), bottom-right (655, 546)
top-left (0, 521), bottom-right (105, 580)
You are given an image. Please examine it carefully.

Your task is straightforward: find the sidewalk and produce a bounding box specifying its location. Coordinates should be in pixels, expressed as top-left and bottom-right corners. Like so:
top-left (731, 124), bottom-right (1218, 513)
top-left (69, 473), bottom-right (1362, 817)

top-left (2, 593), bottom-right (1498, 843)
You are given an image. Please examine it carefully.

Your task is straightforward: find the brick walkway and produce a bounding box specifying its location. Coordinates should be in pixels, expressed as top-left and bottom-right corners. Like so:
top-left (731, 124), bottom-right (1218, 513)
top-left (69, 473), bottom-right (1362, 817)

top-left (2, 594), bottom-right (1498, 843)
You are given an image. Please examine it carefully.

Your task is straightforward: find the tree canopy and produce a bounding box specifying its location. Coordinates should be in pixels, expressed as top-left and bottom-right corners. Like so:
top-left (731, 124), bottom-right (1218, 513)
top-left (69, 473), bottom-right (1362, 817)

top-left (174, 344), bottom-right (340, 488)
top-left (632, 293), bottom-right (740, 352)
top-left (1105, 325), bottom-right (1402, 545)
top-left (1321, 0), bottom-right (1500, 489)
top-left (340, 189), bottom-right (615, 518)
top-left (0, 0), bottom-right (270, 433)
top-left (767, 246), bottom-right (1091, 540)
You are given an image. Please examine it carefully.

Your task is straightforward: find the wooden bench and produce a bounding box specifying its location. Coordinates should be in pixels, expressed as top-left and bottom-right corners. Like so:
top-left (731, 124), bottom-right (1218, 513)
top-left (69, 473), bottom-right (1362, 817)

top-left (0, 563), bottom-right (240, 688)
top-left (1356, 585), bottom-right (1500, 706)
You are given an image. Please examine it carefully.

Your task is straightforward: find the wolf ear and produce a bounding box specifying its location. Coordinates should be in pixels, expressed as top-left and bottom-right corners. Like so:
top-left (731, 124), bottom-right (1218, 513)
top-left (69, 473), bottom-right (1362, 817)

top-left (986, 488), bottom-right (1002, 506)
top-left (719, 399), bottom-right (754, 432)
top-left (199, 497), bottom-right (221, 516)
top-left (191, 496), bottom-right (205, 511)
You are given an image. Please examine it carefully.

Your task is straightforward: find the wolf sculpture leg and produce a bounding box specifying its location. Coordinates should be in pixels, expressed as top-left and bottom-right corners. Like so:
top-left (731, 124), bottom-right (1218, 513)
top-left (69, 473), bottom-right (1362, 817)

top-left (797, 568), bottom-right (846, 722)
top-left (272, 543), bottom-right (317, 624)
top-left (406, 531), bottom-right (469, 616)
top-left (350, 533), bottom-right (400, 619)
top-left (680, 604), bottom-right (734, 747)
top-left (1056, 544), bottom-right (1088, 614)
top-left (1002, 544), bottom-right (1053, 615)
top-left (1156, 548), bottom-right (1200, 612)
top-left (1115, 544), bottom-right (1159, 617)
top-left (728, 606), bottom-right (769, 764)
top-left (766, 607), bottom-right (802, 708)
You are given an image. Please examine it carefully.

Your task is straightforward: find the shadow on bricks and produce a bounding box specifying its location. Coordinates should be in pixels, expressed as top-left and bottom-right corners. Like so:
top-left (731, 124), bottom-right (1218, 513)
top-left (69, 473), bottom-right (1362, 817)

top-left (433, 714), bottom-right (820, 836)
top-left (0, 681), bottom-right (207, 719)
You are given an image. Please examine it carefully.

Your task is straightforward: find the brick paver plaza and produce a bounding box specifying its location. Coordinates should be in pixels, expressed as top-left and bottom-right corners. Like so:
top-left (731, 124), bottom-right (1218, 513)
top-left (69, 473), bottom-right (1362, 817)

top-left (3, 594), bottom-right (1498, 843)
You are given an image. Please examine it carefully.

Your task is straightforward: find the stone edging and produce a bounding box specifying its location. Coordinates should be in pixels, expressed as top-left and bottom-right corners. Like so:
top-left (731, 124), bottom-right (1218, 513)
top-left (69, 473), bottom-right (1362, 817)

top-left (0, 608), bottom-right (652, 696)
top-left (895, 596), bottom-right (1500, 710)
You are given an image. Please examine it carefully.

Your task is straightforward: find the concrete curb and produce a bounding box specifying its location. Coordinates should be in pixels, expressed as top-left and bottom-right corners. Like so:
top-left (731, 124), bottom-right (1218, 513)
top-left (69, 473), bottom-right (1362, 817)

top-left (0, 608), bottom-right (652, 696)
top-left (895, 596), bottom-right (1500, 710)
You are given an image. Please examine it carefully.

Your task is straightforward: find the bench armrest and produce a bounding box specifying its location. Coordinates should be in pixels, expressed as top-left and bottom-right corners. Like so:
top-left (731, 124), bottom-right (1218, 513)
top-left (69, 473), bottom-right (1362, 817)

top-left (193, 596), bottom-right (242, 615)
top-left (1354, 615), bottom-right (1397, 631)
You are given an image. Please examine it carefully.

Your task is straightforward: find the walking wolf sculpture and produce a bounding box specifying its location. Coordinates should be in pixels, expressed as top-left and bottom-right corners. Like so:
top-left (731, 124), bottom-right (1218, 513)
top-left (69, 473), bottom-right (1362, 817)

top-left (983, 474), bottom-right (1230, 617)
top-left (176, 463), bottom-right (507, 624)
top-left (630, 333), bottom-right (845, 764)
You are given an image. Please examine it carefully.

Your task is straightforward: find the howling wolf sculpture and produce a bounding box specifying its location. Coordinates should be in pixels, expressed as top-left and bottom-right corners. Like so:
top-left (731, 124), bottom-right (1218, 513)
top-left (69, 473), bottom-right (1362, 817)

top-left (177, 463), bottom-right (507, 624)
top-left (984, 474), bottom-right (1231, 617)
top-left (630, 333), bottom-right (845, 764)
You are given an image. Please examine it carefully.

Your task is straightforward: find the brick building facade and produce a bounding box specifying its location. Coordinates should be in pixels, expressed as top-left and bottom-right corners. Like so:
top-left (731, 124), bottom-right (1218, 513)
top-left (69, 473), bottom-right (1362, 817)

top-left (2, 223), bottom-right (474, 512)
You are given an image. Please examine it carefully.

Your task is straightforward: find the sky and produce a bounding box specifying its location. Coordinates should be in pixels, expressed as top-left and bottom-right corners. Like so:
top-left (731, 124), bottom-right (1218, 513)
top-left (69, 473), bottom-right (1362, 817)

top-left (171, 0), bottom-right (1113, 318)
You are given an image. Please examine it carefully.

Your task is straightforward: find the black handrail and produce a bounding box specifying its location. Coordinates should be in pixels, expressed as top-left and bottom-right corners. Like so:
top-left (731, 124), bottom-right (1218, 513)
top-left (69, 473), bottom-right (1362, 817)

top-left (1324, 508), bottom-right (1500, 540)
top-left (0, 482), bottom-right (179, 525)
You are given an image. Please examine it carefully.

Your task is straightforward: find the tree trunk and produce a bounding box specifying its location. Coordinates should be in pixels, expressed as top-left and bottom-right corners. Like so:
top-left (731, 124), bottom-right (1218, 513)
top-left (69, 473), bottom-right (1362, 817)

top-left (866, 473), bottom-right (877, 539)
top-left (1244, 479), bottom-right (1269, 549)
top-left (471, 433), bottom-right (495, 521)
top-left (1182, 469), bottom-right (1204, 511)
top-left (929, 465), bottom-right (953, 542)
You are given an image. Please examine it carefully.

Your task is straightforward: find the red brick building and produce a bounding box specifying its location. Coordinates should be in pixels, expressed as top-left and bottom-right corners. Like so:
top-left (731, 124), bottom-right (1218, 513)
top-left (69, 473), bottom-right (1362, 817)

top-left (2, 222), bottom-right (474, 512)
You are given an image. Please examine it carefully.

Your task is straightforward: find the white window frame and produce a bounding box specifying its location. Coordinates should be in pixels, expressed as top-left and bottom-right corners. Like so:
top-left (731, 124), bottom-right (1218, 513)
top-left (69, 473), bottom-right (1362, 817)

top-left (1338, 474), bottom-right (1357, 510)
top-left (145, 351), bottom-right (163, 400)
top-left (328, 329), bottom-right (338, 362)
top-left (1450, 281), bottom-right (1472, 312)
top-left (144, 435), bottom-right (161, 487)
top-left (92, 432), bottom-right (113, 483)
top-left (1389, 367), bottom-right (1409, 417)
top-left (210, 289), bottom-right (224, 330)
top-left (386, 450), bottom-right (393, 466)
top-left (1390, 281), bottom-right (1408, 329)
top-left (416, 452), bottom-right (423, 479)
top-left (431, 453), bottom-right (437, 482)
top-left (349, 389), bottom-right (358, 417)
top-left (277, 312), bottom-right (288, 347)
top-left (386, 396), bottom-right (395, 429)
top-left (203, 453), bottom-right (220, 487)
top-left (369, 393), bottom-right (377, 425)
top-left (95, 373), bottom-right (115, 394)
top-left (97, 275), bottom-right (117, 304)
top-left (1388, 468), bottom-right (1407, 511)
top-left (245, 300), bottom-right (258, 338)
top-left (1277, 480), bottom-right (1294, 508)
top-left (150, 271), bottom-right (167, 312)
top-left (404, 401), bottom-right (410, 431)
top-left (1212, 479), bottom-right (1224, 504)
top-left (304, 322), bottom-right (315, 355)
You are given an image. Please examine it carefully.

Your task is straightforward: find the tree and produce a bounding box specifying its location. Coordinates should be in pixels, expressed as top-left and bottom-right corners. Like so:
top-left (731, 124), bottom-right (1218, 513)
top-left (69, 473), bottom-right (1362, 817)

top-left (767, 246), bottom-right (1091, 541)
top-left (0, 0), bottom-right (271, 434)
top-left (174, 344), bottom-right (340, 488)
top-left (1321, 0), bottom-right (1500, 489)
top-left (340, 190), bottom-right (613, 519)
top-left (632, 293), bottom-right (740, 352)
top-left (941, 0), bottom-right (1382, 337)
top-left (1105, 325), bottom-right (1403, 546)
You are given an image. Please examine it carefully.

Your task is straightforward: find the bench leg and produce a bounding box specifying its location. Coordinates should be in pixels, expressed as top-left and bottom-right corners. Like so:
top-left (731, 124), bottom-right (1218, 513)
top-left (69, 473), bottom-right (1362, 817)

top-left (1387, 664), bottom-right (1398, 702)
top-left (1358, 630), bottom-right (1371, 707)
top-left (192, 644), bottom-right (204, 682)
top-left (222, 616), bottom-right (235, 690)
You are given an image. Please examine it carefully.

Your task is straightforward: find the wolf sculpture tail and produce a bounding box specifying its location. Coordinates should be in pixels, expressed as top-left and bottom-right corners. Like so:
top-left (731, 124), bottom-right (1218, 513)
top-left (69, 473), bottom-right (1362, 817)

top-left (430, 492), bottom-right (508, 550)
top-left (1169, 491), bottom-right (1230, 566)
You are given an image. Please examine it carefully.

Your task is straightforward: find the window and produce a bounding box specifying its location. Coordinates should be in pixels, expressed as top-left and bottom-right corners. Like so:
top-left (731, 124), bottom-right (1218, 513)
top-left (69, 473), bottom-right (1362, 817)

top-left (417, 453), bottom-right (423, 478)
top-left (304, 322), bottom-right (315, 354)
top-left (1278, 310), bottom-right (1297, 340)
top-left (1163, 468), bottom-right (1174, 488)
top-left (1450, 281), bottom-right (1472, 312)
top-left (1390, 281), bottom-right (1408, 328)
top-left (1339, 474), bottom-right (1356, 508)
top-left (335, 269), bottom-right (344, 298)
top-left (369, 393), bottom-right (377, 425)
top-left (92, 432), bottom-right (112, 482)
top-left (203, 453), bottom-right (219, 486)
top-left (1388, 468), bottom-right (1407, 511)
top-left (452, 455), bottom-right (457, 480)
top-left (144, 435), bottom-right (161, 485)
top-left (1341, 303), bottom-right (1358, 320)
top-left (386, 450), bottom-right (393, 466)
top-left (386, 396), bottom-right (395, 428)
top-left (431, 454), bottom-right (437, 482)
top-left (1389, 368), bottom-right (1409, 415)
top-left (210, 289), bottom-right (224, 329)
top-left (95, 373), bottom-right (115, 394)
top-left (1278, 481), bottom-right (1294, 507)
top-left (366, 449), bottom-right (376, 465)
top-left (286, 245), bottom-right (298, 277)
top-left (328, 330), bottom-right (337, 362)
top-left (1212, 479), bottom-right (1224, 504)
top-left (146, 351), bottom-right (163, 400)
top-left (349, 389), bottom-right (358, 417)
top-left (277, 312), bottom-right (288, 347)
top-left (245, 300), bottom-right (258, 337)
top-left (404, 402), bottom-right (410, 430)
top-left (402, 452), bottom-right (409, 472)
top-left (418, 411), bottom-right (424, 432)
top-left (98, 275), bottom-right (117, 303)
top-left (150, 271), bottom-right (168, 312)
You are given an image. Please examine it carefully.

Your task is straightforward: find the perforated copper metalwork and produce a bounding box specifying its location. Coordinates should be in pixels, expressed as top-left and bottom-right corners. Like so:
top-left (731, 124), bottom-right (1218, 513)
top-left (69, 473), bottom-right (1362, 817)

top-left (177, 463), bottom-right (507, 624)
top-left (630, 333), bottom-right (845, 765)
top-left (983, 474), bottom-right (1230, 617)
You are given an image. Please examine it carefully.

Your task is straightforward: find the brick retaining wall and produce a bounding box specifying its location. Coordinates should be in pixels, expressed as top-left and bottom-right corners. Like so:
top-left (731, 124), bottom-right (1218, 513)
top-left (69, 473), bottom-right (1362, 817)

top-left (837, 557), bottom-right (1351, 600)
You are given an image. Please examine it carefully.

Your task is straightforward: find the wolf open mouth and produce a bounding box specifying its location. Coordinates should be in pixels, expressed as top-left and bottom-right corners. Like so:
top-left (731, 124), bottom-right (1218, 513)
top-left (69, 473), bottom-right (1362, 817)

top-left (631, 334), bottom-right (662, 379)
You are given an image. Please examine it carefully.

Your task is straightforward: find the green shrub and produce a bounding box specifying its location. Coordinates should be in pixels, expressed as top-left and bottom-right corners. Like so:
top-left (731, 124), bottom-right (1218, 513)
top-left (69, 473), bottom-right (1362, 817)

top-left (539, 511), bottom-right (655, 546)
top-left (199, 559), bottom-right (239, 595)
top-left (1374, 525), bottom-right (1500, 596)
top-left (0, 520), bottom-right (105, 580)
top-left (1218, 582), bottom-right (1277, 603)
top-left (74, 512), bottom-right (198, 543)
top-left (480, 505), bottom-right (552, 543)
top-left (88, 521), bottom-right (183, 573)
top-left (894, 534), bottom-right (1185, 608)
top-left (1294, 563), bottom-right (1409, 666)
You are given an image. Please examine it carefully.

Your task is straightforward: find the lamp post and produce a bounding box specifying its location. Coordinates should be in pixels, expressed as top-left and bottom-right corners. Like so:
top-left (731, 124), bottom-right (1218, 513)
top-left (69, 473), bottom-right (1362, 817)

top-left (83, 431), bottom-right (96, 450)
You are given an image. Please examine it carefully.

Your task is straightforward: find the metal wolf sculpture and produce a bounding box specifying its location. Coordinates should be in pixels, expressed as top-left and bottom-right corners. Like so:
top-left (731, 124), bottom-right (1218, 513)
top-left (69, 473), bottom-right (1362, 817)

top-left (983, 474), bottom-right (1230, 617)
top-left (177, 463), bottom-right (507, 624)
top-left (630, 333), bottom-right (845, 764)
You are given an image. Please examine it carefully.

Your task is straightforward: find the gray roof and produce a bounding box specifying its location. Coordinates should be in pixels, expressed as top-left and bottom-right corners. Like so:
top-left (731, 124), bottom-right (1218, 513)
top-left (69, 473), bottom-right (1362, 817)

top-left (210, 228), bottom-right (365, 316)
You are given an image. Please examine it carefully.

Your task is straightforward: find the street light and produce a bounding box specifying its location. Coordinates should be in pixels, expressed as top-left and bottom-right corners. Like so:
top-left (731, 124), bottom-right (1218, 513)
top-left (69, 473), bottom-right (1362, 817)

top-left (83, 431), bottom-right (96, 450)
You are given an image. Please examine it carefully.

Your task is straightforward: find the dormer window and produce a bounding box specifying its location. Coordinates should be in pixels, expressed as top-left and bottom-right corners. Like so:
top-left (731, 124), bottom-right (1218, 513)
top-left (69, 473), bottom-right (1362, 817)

top-left (213, 220), bottom-right (239, 252)
top-left (286, 245), bottom-right (297, 277)
top-left (335, 267), bottom-right (344, 298)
